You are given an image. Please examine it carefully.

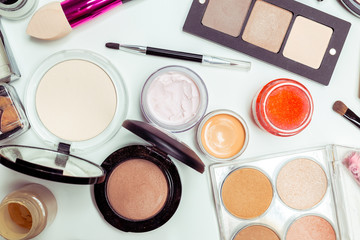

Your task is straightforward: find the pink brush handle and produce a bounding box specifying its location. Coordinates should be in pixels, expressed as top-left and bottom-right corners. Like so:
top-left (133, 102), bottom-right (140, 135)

top-left (61, 0), bottom-right (130, 28)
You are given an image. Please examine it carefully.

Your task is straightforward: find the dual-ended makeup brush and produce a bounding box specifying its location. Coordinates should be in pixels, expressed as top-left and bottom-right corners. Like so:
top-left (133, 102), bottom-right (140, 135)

top-left (333, 101), bottom-right (360, 129)
top-left (27, 0), bottom-right (132, 40)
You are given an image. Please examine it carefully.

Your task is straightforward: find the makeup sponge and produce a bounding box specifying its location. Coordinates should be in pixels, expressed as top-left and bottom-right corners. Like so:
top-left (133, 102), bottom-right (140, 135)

top-left (26, 2), bottom-right (72, 40)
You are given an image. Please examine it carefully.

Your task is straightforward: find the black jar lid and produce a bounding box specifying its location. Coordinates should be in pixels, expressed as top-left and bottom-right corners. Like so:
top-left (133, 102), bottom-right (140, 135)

top-left (123, 120), bottom-right (205, 173)
top-left (0, 145), bottom-right (105, 184)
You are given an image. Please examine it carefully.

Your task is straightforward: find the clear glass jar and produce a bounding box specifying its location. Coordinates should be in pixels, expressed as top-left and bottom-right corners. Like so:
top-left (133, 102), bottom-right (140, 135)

top-left (252, 79), bottom-right (314, 137)
top-left (0, 184), bottom-right (57, 240)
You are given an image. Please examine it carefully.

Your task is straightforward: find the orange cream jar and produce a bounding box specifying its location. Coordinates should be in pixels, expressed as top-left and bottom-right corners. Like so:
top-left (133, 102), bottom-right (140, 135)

top-left (197, 110), bottom-right (249, 161)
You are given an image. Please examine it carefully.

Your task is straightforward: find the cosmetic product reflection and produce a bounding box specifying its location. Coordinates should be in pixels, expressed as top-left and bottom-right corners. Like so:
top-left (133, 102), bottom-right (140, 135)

top-left (0, 83), bottom-right (29, 142)
top-left (197, 110), bottom-right (249, 161)
top-left (141, 66), bottom-right (208, 132)
top-left (333, 100), bottom-right (360, 130)
top-left (0, 184), bottom-right (57, 240)
top-left (252, 79), bottom-right (314, 137)
top-left (184, 0), bottom-right (351, 85)
top-left (27, 0), bottom-right (133, 40)
top-left (106, 43), bottom-right (251, 70)
top-left (0, 0), bottom-right (39, 20)
top-left (94, 120), bottom-right (205, 232)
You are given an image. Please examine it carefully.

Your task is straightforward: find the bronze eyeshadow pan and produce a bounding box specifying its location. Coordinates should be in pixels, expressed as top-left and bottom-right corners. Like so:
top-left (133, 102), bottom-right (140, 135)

top-left (183, 0), bottom-right (351, 85)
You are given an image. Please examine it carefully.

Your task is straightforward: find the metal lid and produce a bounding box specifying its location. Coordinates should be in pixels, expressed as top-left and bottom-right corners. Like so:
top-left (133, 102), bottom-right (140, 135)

top-left (0, 145), bottom-right (105, 184)
top-left (122, 120), bottom-right (205, 173)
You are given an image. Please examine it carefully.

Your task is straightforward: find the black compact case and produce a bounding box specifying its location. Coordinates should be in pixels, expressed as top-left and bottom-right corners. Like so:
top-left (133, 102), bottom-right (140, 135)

top-left (183, 0), bottom-right (351, 85)
top-left (93, 120), bottom-right (205, 232)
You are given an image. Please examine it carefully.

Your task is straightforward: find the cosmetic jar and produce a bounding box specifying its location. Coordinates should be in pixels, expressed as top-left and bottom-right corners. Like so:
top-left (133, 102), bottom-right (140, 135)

top-left (94, 120), bottom-right (205, 232)
top-left (0, 83), bottom-right (29, 143)
top-left (141, 65), bottom-right (208, 132)
top-left (0, 20), bottom-right (21, 82)
top-left (25, 50), bottom-right (128, 152)
top-left (196, 110), bottom-right (249, 161)
top-left (252, 79), bottom-right (313, 137)
top-left (0, 0), bottom-right (39, 20)
top-left (0, 184), bottom-right (57, 240)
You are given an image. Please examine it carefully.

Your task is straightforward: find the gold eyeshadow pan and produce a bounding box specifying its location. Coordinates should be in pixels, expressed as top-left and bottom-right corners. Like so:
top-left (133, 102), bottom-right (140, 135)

top-left (183, 0), bottom-right (351, 85)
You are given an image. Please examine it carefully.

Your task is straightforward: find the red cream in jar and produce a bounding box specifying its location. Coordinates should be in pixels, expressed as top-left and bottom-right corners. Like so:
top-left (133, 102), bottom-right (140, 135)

top-left (252, 79), bottom-right (313, 137)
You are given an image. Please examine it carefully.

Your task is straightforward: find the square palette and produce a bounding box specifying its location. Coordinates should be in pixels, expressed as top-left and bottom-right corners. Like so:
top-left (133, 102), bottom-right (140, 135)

top-left (183, 0), bottom-right (351, 85)
top-left (209, 145), bottom-right (360, 240)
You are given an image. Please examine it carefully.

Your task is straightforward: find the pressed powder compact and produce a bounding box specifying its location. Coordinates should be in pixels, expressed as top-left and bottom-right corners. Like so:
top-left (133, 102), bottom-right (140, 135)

top-left (183, 0), bottom-right (351, 85)
top-left (209, 145), bottom-right (360, 240)
top-left (25, 49), bottom-right (128, 151)
top-left (141, 65), bottom-right (208, 132)
top-left (94, 120), bottom-right (205, 232)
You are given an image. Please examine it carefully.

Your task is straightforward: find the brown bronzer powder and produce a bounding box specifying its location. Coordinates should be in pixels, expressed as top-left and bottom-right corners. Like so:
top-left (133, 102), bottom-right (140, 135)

top-left (221, 168), bottom-right (273, 219)
top-left (106, 159), bottom-right (168, 221)
top-left (234, 225), bottom-right (279, 240)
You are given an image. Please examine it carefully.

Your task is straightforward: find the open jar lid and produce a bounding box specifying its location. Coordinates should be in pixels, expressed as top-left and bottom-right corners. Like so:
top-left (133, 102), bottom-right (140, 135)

top-left (122, 120), bottom-right (205, 173)
top-left (0, 145), bottom-right (105, 184)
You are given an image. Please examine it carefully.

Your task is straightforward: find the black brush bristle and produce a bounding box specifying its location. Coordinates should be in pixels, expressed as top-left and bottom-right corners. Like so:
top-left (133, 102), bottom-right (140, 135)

top-left (105, 42), bottom-right (120, 50)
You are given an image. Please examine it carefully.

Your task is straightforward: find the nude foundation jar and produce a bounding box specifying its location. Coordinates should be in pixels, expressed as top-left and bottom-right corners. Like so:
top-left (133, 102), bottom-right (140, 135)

top-left (197, 110), bottom-right (249, 161)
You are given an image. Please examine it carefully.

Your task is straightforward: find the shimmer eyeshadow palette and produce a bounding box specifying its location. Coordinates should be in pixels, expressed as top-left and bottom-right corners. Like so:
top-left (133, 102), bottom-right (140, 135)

top-left (183, 0), bottom-right (351, 85)
top-left (209, 146), bottom-right (359, 240)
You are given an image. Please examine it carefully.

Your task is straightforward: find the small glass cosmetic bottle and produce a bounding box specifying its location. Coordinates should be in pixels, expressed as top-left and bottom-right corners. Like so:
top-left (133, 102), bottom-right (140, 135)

top-left (0, 184), bottom-right (57, 240)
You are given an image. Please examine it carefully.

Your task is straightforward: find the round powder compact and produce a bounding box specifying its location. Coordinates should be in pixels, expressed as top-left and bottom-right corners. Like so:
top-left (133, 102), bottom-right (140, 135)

top-left (221, 168), bottom-right (273, 219)
top-left (25, 50), bottom-right (128, 150)
top-left (141, 65), bottom-right (208, 132)
top-left (233, 225), bottom-right (280, 240)
top-left (94, 120), bottom-right (205, 232)
top-left (286, 215), bottom-right (336, 240)
top-left (197, 110), bottom-right (249, 161)
top-left (276, 158), bottom-right (327, 210)
top-left (252, 79), bottom-right (313, 137)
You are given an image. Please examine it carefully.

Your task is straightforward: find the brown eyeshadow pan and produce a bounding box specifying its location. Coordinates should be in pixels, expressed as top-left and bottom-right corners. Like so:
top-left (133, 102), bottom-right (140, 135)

top-left (242, 1), bottom-right (293, 53)
top-left (233, 225), bottom-right (279, 240)
top-left (202, 0), bottom-right (252, 37)
top-left (107, 159), bottom-right (168, 221)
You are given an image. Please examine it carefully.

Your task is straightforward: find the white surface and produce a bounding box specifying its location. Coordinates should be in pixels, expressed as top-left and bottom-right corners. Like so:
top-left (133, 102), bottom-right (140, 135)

top-left (0, 0), bottom-right (360, 239)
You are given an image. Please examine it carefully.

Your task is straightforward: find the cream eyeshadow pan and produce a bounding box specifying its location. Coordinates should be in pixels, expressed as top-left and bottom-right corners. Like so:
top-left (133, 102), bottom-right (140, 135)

top-left (184, 0), bottom-right (351, 85)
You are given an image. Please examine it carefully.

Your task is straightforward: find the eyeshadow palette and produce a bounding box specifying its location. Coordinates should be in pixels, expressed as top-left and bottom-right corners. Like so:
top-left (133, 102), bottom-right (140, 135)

top-left (209, 145), bottom-right (360, 240)
top-left (183, 0), bottom-right (351, 85)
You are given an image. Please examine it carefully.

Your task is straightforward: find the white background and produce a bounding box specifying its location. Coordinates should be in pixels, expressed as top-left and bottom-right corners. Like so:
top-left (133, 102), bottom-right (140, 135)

top-left (0, 0), bottom-right (360, 239)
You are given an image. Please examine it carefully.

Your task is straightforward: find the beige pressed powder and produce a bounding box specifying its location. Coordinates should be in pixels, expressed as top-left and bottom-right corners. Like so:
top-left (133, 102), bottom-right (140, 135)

top-left (283, 16), bottom-right (333, 69)
top-left (242, 1), bottom-right (293, 53)
top-left (35, 59), bottom-right (117, 142)
top-left (277, 158), bottom-right (327, 210)
top-left (202, 0), bottom-right (252, 37)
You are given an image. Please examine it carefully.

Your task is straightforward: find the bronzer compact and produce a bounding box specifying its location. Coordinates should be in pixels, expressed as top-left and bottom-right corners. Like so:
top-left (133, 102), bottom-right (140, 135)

top-left (94, 120), bottom-right (205, 232)
top-left (183, 0), bottom-right (351, 85)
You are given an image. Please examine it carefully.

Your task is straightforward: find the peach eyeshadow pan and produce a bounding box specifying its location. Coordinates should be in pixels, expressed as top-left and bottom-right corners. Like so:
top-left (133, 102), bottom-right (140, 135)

top-left (221, 168), bottom-right (273, 219)
top-left (107, 159), bottom-right (168, 221)
top-left (286, 215), bottom-right (336, 240)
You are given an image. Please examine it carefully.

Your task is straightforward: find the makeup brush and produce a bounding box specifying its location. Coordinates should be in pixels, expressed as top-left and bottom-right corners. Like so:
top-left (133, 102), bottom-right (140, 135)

top-left (27, 0), bottom-right (132, 40)
top-left (333, 100), bottom-right (360, 129)
top-left (105, 43), bottom-right (252, 70)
